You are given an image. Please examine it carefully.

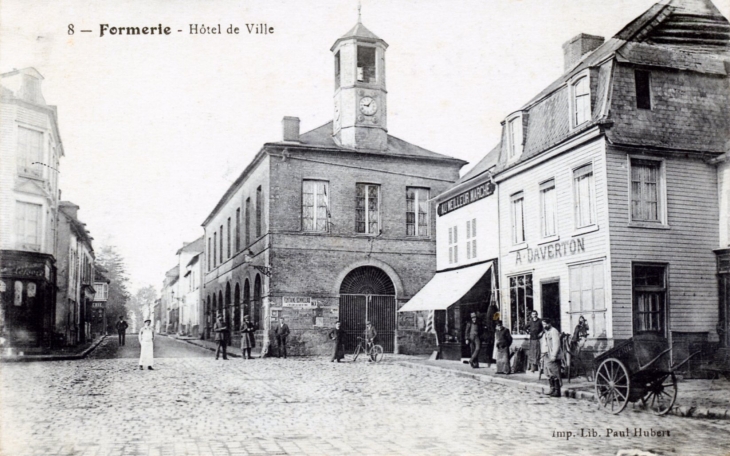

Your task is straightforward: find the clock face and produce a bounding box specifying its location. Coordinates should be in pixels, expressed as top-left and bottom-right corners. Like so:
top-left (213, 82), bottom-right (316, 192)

top-left (359, 96), bottom-right (378, 116)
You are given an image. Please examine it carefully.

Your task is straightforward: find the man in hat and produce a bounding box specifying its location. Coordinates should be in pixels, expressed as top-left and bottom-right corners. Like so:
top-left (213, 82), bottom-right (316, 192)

top-left (115, 315), bottom-right (129, 346)
top-left (464, 312), bottom-right (484, 368)
top-left (541, 318), bottom-right (562, 397)
top-left (274, 317), bottom-right (290, 358)
top-left (213, 313), bottom-right (229, 360)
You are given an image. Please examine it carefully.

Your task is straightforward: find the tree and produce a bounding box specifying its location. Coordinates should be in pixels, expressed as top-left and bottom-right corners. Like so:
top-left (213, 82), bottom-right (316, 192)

top-left (95, 245), bottom-right (131, 324)
top-left (130, 285), bottom-right (157, 324)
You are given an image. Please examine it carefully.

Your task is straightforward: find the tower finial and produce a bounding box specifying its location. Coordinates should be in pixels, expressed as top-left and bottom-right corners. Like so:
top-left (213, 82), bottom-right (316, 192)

top-left (357, 1), bottom-right (362, 23)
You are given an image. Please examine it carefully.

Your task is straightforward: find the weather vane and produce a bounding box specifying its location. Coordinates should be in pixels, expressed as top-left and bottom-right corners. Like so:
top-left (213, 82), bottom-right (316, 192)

top-left (357, 1), bottom-right (362, 23)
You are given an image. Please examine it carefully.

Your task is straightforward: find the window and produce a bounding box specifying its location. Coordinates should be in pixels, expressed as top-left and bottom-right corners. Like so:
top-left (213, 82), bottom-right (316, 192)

top-left (569, 260), bottom-right (606, 338)
top-left (357, 46), bottom-right (376, 83)
top-left (633, 264), bottom-right (667, 335)
top-left (256, 186), bottom-right (263, 238)
top-left (630, 158), bottom-right (662, 223)
top-left (334, 51), bottom-right (341, 90)
top-left (573, 164), bottom-right (595, 228)
top-left (448, 226), bottom-right (458, 264)
top-left (302, 180), bottom-right (329, 232)
top-left (466, 218), bottom-right (477, 260)
top-left (17, 127), bottom-right (43, 177)
top-left (406, 187), bottom-right (429, 236)
top-left (245, 198), bottom-right (251, 246)
top-left (511, 192), bottom-right (525, 244)
top-left (208, 237), bottom-right (212, 271)
top-left (213, 232), bottom-right (217, 267)
top-left (635, 70), bottom-right (651, 110)
top-left (572, 76), bottom-right (590, 126)
top-left (507, 115), bottom-right (523, 160)
top-left (15, 202), bottom-right (41, 251)
top-left (509, 274), bottom-right (533, 334)
top-left (227, 217), bottom-right (231, 258)
top-left (219, 225), bottom-right (223, 264)
top-left (540, 179), bottom-right (557, 238)
top-left (234, 209), bottom-right (240, 252)
top-left (356, 184), bottom-right (380, 234)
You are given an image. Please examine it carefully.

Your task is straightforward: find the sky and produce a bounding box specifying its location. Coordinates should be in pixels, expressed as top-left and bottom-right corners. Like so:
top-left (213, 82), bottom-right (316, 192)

top-left (2, 0), bottom-right (729, 291)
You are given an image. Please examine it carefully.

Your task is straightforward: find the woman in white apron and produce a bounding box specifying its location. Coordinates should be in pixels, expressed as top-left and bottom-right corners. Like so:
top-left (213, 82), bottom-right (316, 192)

top-left (138, 319), bottom-right (155, 370)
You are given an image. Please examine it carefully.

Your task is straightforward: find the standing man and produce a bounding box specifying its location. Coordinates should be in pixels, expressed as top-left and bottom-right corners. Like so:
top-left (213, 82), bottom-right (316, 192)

top-left (275, 317), bottom-right (290, 358)
top-left (464, 312), bottom-right (483, 369)
top-left (526, 310), bottom-right (543, 373)
top-left (115, 316), bottom-right (128, 346)
top-left (541, 318), bottom-right (562, 398)
top-left (365, 321), bottom-right (377, 362)
top-left (213, 314), bottom-right (229, 360)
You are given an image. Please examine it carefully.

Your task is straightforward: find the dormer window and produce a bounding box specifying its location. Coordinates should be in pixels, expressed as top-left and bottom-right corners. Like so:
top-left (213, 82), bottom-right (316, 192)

top-left (506, 113), bottom-right (524, 160)
top-left (357, 46), bottom-right (376, 83)
top-left (571, 74), bottom-right (590, 127)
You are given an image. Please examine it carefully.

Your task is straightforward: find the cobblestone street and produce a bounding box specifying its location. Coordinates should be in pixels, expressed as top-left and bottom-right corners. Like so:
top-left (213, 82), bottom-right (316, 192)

top-left (1, 336), bottom-right (729, 456)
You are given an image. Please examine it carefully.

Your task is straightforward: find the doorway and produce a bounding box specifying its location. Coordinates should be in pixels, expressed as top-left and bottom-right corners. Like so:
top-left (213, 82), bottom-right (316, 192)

top-left (541, 280), bottom-right (561, 332)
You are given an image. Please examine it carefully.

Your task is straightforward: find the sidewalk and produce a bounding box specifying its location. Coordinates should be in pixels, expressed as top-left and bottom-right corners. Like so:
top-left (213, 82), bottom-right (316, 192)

top-left (163, 333), bottom-right (263, 358)
top-left (0, 335), bottom-right (106, 362)
top-left (397, 357), bottom-right (730, 421)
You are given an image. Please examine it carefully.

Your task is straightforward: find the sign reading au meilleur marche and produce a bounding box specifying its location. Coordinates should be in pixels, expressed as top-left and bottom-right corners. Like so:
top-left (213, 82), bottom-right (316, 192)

top-left (437, 181), bottom-right (495, 216)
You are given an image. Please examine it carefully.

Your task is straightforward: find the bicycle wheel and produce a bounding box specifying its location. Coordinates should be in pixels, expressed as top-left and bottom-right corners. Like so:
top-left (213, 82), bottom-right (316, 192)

top-left (370, 345), bottom-right (384, 363)
top-left (353, 344), bottom-right (362, 362)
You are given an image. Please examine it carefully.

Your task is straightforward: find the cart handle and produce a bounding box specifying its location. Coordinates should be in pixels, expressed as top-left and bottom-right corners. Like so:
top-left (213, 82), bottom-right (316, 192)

top-left (637, 346), bottom-right (673, 372)
top-left (669, 349), bottom-right (702, 372)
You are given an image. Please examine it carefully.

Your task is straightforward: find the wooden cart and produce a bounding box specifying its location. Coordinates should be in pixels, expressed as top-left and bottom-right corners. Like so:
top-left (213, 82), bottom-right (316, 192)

top-left (593, 333), bottom-right (699, 415)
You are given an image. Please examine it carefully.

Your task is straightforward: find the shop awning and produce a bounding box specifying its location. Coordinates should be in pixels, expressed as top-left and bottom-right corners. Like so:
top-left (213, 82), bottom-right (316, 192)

top-left (398, 261), bottom-right (494, 312)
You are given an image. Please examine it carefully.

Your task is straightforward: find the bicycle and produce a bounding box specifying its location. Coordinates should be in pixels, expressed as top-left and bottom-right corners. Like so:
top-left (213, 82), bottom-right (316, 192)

top-left (353, 337), bottom-right (384, 363)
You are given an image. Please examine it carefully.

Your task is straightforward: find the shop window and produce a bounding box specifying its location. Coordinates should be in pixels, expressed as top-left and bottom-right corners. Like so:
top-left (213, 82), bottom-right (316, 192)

top-left (466, 218), bottom-right (477, 260)
top-left (540, 179), bottom-right (557, 238)
top-left (573, 164), bottom-right (595, 228)
top-left (256, 186), bottom-right (263, 238)
top-left (635, 70), bottom-right (651, 110)
top-left (509, 274), bottom-right (533, 334)
top-left (511, 192), bottom-right (525, 244)
top-left (245, 197), bottom-right (251, 246)
top-left (630, 158), bottom-right (664, 223)
top-left (448, 226), bottom-right (458, 264)
top-left (633, 264), bottom-right (667, 336)
top-left (357, 46), bottom-right (376, 83)
top-left (356, 183), bottom-right (380, 234)
top-left (235, 209), bottom-right (241, 252)
top-left (15, 201), bottom-right (42, 251)
top-left (406, 187), bottom-right (429, 236)
top-left (569, 260), bottom-right (606, 338)
top-left (303, 180), bottom-right (329, 232)
top-left (571, 75), bottom-right (591, 127)
top-left (17, 126), bottom-right (44, 178)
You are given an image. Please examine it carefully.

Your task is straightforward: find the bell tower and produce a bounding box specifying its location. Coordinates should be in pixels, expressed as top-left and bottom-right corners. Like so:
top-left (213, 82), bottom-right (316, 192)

top-left (331, 10), bottom-right (388, 151)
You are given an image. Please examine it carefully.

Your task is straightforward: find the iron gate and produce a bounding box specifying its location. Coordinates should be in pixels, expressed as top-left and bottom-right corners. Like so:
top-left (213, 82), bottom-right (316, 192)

top-left (339, 294), bottom-right (396, 353)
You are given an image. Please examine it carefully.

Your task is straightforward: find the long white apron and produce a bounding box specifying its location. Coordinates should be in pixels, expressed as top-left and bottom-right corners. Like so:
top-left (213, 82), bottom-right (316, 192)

top-left (138, 328), bottom-right (154, 367)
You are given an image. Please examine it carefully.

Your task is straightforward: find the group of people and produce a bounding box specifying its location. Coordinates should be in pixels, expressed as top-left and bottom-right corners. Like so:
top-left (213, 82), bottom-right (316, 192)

top-left (328, 320), bottom-right (377, 362)
top-left (212, 313), bottom-right (290, 360)
top-left (465, 309), bottom-right (590, 398)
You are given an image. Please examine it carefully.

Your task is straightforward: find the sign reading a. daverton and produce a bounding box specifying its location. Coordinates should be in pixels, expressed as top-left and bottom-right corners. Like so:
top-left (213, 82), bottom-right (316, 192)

top-left (282, 296), bottom-right (314, 308)
top-left (437, 181), bottom-right (495, 216)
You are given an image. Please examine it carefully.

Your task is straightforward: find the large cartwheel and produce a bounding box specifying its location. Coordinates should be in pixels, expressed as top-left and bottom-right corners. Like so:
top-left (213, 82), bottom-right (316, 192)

top-left (593, 333), bottom-right (696, 415)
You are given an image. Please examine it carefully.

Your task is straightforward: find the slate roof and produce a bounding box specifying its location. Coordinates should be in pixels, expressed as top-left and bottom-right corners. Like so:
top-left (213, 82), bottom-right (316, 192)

top-left (331, 20), bottom-right (388, 50)
top-left (175, 235), bottom-right (204, 255)
top-left (456, 142), bottom-right (501, 185)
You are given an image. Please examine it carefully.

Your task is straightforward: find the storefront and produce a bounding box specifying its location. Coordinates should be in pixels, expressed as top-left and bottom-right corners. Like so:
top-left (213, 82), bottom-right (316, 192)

top-left (0, 250), bottom-right (56, 350)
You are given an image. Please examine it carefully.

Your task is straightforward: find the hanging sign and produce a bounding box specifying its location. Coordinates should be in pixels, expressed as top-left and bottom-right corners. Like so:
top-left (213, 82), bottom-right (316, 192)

top-left (437, 181), bottom-right (495, 216)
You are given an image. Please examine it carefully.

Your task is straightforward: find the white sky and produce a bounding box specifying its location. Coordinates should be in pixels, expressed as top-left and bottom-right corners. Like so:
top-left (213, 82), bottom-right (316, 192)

top-left (2, 0), bottom-right (728, 291)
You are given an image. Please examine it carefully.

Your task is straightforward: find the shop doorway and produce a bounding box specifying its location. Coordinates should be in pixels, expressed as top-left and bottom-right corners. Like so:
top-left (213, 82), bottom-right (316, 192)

top-left (541, 280), bottom-right (561, 332)
top-left (339, 266), bottom-right (396, 353)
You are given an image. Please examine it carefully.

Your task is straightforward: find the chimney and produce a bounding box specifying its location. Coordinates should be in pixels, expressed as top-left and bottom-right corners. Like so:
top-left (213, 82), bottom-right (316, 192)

top-left (282, 116), bottom-right (301, 142)
top-left (562, 34), bottom-right (604, 72)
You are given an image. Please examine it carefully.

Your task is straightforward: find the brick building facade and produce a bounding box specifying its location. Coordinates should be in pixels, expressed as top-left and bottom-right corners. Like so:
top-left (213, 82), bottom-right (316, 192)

top-left (201, 18), bottom-right (465, 356)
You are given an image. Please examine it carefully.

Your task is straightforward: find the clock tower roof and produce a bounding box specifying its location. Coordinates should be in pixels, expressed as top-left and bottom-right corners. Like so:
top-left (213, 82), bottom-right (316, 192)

top-left (331, 21), bottom-right (388, 51)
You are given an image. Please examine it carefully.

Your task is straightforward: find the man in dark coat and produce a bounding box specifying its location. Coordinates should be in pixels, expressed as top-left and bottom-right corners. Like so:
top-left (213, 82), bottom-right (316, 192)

top-left (213, 314), bottom-right (229, 360)
top-left (484, 302), bottom-right (499, 365)
top-left (274, 317), bottom-right (290, 358)
top-left (525, 310), bottom-right (543, 373)
top-left (464, 312), bottom-right (484, 368)
top-left (115, 316), bottom-right (129, 346)
top-left (329, 321), bottom-right (345, 362)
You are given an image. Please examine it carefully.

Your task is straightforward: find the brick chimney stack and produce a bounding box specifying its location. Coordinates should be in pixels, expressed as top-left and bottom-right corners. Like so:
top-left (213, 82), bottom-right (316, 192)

top-left (282, 116), bottom-right (301, 142)
top-left (562, 33), bottom-right (604, 72)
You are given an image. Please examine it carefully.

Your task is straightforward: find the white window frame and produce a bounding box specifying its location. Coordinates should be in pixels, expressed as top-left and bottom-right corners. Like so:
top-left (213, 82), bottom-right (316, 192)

top-left (540, 179), bottom-right (557, 239)
top-left (572, 163), bottom-right (596, 230)
top-left (506, 112), bottom-right (524, 161)
top-left (406, 187), bottom-right (430, 237)
top-left (302, 179), bottom-right (330, 232)
top-left (511, 192), bottom-right (525, 245)
top-left (568, 259), bottom-right (607, 339)
top-left (356, 183), bottom-right (380, 235)
top-left (17, 126), bottom-right (45, 179)
top-left (628, 156), bottom-right (667, 227)
top-left (15, 201), bottom-right (42, 251)
top-left (569, 71), bottom-right (591, 128)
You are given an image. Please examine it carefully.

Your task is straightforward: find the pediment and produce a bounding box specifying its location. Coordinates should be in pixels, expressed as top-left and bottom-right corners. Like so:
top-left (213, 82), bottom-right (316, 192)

top-left (14, 178), bottom-right (51, 199)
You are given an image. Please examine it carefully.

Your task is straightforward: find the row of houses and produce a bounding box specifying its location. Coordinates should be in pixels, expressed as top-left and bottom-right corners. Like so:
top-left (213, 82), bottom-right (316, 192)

top-left (159, 0), bottom-right (730, 368)
top-left (0, 68), bottom-right (110, 352)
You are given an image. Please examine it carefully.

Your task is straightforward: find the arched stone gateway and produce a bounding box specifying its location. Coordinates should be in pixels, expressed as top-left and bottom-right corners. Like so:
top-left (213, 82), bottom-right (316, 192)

top-left (339, 266), bottom-right (396, 353)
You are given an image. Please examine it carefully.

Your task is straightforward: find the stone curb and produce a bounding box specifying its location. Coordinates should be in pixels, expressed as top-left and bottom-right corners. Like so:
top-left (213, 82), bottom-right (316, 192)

top-left (163, 333), bottom-right (265, 358)
top-left (0, 335), bottom-right (107, 363)
top-left (397, 360), bottom-right (730, 421)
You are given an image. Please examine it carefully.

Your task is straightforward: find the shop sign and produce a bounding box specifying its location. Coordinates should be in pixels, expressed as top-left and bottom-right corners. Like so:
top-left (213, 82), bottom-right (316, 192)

top-left (437, 181), bottom-right (495, 216)
top-left (515, 237), bottom-right (586, 265)
top-left (0, 265), bottom-right (46, 279)
top-left (282, 296), bottom-right (315, 308)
